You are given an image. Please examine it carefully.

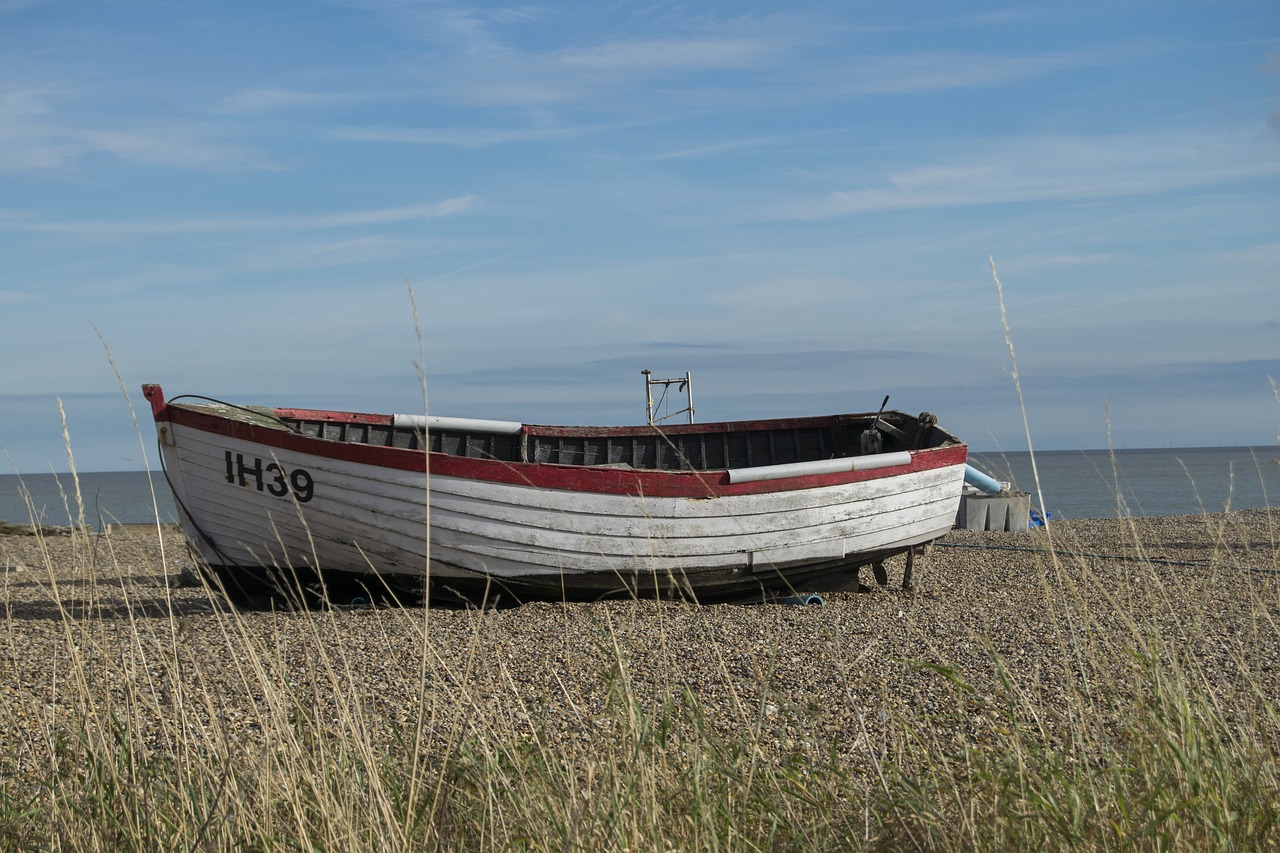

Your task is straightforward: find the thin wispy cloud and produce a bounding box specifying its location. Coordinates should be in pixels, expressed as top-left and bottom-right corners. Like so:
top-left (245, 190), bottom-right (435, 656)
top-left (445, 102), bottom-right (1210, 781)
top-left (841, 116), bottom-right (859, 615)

top-left (833, 50), bottom-right (1105, 95)
top-left (0, 84), bottom-right (275, 172)
top-left (650, 132), bottom-right (819, 161)
top-left (219, 88), bottom-right (380, 115)
top-left (1016, 253), bottom-right (1118, 267)
top-left (2, 199), bottom-right (479, 239)
top-left (1215, 241), bottom-right (1280, 265)
top-left (779, 129), bottom-right (1280, 220)
top-left (331, 122), bottom-right (642, 147)
top-left (554, 36), bottom-right (783, 72)
top-left (0, 290), bottom-right (40, 305)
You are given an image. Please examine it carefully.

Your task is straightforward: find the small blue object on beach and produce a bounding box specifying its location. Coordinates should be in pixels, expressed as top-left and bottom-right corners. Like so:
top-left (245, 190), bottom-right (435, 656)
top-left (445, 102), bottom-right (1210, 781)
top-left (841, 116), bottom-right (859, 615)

top-left (1029, 508), bottom-right (1052, 527)
top-left (778, 594), bottom-right (825, 607)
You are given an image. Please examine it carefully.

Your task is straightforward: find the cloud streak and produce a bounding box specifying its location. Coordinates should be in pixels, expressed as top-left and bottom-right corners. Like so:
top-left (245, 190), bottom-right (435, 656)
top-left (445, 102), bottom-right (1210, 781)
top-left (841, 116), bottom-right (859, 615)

top-left (1, 198), bottom-right (479, 239)
top-left (0, 84), bottom-right (275, 172)
top-left (779, 128), bottom-right (1280, 220)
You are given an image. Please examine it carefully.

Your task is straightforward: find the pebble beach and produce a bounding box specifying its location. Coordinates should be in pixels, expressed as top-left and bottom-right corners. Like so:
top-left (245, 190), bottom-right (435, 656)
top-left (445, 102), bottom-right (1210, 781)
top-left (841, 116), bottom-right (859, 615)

top-left (2, 510), bottom-right (1278, 786)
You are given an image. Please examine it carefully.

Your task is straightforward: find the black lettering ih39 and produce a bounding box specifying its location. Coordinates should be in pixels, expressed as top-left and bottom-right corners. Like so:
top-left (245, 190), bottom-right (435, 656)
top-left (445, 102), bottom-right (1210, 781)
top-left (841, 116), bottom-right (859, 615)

top-left (224, 451), bottom-right (315, 503)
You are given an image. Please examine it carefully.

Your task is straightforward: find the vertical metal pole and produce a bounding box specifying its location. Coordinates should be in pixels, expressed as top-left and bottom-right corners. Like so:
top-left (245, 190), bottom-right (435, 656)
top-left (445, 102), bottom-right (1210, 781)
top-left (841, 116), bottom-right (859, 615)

top-left (642, 369), bottom-right (654, 426)
top-left (684, 371), bottom-right (694, 423)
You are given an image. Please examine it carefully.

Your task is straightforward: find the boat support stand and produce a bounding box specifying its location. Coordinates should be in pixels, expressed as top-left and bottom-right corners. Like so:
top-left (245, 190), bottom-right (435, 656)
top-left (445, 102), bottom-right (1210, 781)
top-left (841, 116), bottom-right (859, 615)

top-left (851, 546), bottom-right (922, 592)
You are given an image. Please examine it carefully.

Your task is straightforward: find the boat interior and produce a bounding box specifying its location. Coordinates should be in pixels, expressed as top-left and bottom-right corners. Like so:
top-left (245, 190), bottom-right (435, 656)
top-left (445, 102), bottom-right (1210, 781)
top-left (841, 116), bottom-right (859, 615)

top-left (284, 410), bottom-right (953, 472)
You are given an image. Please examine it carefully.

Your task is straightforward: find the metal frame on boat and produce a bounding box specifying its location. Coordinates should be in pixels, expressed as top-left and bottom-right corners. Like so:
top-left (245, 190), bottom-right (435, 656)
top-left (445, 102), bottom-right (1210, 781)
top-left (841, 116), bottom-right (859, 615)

top-left (143, 384), bottom-right (968, 603)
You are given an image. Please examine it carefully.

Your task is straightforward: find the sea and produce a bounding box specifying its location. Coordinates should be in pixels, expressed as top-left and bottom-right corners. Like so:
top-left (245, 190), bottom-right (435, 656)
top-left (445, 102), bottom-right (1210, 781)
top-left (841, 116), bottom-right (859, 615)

top-left (1, 446), bottom-right (1278, 527)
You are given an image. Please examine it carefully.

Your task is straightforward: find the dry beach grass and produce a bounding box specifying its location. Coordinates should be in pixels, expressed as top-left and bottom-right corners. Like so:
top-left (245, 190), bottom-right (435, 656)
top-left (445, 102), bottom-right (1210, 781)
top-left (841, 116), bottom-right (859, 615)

top-left (1, 508), bottom-right (1277, 850)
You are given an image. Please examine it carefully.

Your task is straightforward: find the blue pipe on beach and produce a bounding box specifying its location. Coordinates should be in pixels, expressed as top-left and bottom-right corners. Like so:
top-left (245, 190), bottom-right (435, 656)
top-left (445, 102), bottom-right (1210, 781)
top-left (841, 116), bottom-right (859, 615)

top-left (964, 464), bottom-right (1004, 496)
top-left (777, 594), bottom-right (825, 607)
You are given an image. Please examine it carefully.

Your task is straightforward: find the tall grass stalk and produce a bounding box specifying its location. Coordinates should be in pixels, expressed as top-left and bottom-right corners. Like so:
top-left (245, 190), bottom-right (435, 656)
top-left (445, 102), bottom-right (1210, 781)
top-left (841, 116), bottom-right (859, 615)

top-left (990, 256), bottom-right (1051, 539)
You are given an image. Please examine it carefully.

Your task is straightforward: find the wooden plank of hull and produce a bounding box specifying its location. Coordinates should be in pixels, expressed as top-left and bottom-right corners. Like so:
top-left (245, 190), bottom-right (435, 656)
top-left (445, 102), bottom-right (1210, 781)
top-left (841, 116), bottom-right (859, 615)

top-left (160, 416), bottom-right (964, 597)
top-left (428, 480), bottom-right (959, 567)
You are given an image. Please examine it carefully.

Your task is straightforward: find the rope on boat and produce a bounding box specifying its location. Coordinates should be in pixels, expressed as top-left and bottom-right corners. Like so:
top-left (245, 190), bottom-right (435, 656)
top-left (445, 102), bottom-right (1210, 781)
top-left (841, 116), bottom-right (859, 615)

top-left (166, 394), bottom-right (298, 432)
top-left (155, 432), bottom-right (238, 567)
top-left (933, 541), bottom-right (1280, 576)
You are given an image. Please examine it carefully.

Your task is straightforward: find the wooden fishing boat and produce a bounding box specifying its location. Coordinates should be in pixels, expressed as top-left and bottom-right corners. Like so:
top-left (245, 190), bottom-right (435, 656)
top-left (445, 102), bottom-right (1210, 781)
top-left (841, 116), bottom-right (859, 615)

top-left (142, 384), bottom-right (968, 603)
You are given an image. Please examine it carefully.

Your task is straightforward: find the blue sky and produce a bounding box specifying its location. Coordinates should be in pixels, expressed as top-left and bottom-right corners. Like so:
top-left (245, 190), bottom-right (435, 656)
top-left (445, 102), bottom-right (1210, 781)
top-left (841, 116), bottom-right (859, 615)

top-left (3, 0), bottom-right (1279, 473)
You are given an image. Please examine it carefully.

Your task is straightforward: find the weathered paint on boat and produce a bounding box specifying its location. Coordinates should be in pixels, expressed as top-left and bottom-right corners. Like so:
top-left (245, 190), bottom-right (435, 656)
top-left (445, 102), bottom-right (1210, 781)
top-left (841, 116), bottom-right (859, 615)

top-left (143, 384), bottom-right (967, 602)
